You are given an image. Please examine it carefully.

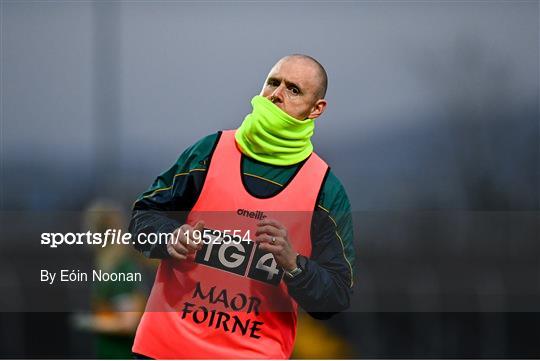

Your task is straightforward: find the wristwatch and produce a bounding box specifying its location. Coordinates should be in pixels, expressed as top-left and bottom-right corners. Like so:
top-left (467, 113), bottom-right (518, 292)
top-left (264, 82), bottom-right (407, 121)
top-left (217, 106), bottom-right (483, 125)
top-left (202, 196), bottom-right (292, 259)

top-left (284, 254), bottom-right (306, 279)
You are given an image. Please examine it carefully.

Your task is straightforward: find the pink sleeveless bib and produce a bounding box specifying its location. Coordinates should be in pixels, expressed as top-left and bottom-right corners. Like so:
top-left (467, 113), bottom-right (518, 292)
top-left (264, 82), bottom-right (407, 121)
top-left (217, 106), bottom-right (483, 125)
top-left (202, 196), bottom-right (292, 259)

top-left (133, 130), bottom-right (328, 359)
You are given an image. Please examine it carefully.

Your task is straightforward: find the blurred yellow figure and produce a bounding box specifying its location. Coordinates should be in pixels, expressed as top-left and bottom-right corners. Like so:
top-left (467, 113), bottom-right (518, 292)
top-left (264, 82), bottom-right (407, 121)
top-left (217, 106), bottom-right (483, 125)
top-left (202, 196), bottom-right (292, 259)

top-left (292, 313), bottom-right (354, 359)
top-left (75, 200), bottom-right (154, 359)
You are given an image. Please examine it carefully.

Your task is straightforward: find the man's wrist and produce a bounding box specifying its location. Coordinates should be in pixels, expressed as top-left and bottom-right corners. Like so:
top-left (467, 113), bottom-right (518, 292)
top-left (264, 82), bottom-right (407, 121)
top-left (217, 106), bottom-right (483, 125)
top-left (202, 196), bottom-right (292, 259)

top-left (147, 222), bottom-right (181, 259)
top-left (284, 254), bottom-right (306, 279)
top-left (284, 253), bottom-right (300, 272)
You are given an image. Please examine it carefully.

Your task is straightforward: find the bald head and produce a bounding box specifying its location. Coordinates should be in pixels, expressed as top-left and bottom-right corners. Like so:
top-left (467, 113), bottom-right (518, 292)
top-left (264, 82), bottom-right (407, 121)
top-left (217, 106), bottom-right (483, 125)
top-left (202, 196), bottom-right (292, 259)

top-left (260, 54), bottom-right (329, 120)
top-left (277, 54), bottom-right (328, 99)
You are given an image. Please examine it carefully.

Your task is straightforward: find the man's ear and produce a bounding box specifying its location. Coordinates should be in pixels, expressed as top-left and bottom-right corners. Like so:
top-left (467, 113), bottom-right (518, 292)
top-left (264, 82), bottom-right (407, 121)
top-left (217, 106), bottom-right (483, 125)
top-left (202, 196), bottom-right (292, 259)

top-left (308, 99), bottom-right (327, 119)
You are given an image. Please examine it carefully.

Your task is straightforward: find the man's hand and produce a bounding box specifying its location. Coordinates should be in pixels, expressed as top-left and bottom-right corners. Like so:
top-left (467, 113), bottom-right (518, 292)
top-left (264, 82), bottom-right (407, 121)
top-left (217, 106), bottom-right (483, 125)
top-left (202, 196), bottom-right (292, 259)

top-left (166, 220), bottom-right (205, 261)
top-left (255, 219), bottom-right (297, 271)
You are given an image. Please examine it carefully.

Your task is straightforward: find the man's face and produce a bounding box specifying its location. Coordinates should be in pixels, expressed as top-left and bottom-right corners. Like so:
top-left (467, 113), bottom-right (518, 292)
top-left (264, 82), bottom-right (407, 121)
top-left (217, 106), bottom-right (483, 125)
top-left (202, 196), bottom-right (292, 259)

top-left (260, 57), bottom-right (326, 120)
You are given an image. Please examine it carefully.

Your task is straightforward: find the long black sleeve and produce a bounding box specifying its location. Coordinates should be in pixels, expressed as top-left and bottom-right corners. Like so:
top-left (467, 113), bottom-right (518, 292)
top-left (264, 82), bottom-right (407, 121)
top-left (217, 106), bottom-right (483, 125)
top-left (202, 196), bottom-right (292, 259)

top-left (284, 207), bottom-right (353, 317)
top-left (128, 135), bottom-right (217, 258)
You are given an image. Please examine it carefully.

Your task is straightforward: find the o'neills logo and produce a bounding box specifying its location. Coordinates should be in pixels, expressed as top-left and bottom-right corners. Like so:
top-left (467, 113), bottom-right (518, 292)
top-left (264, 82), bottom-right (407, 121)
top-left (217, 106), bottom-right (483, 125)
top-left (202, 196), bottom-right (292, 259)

top-left (236, 208), bottom-right (267, 220)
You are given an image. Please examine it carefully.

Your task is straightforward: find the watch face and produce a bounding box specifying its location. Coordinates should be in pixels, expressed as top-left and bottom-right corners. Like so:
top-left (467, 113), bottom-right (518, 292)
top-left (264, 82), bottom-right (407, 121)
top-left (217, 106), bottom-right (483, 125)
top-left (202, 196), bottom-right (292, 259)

top-left (285, 254), bottom-right (306, 278)
top-left (297, 255), bottom-right (307, 270)
top-left (287, 268), bottom-right (302, 278)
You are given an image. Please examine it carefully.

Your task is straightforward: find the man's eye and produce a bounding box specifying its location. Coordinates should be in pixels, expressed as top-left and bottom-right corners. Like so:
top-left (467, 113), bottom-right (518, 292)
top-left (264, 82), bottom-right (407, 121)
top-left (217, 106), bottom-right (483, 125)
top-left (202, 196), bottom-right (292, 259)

top-left (289, 87), bottom-right (300, 95)
top-left (267, 80), bottom-right (279, 87)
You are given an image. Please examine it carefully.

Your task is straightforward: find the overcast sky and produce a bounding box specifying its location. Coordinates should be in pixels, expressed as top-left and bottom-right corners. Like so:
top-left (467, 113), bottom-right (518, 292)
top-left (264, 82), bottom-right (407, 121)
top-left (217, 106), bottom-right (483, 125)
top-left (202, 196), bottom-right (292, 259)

top-left (2, 1), bottom-right (538, 210)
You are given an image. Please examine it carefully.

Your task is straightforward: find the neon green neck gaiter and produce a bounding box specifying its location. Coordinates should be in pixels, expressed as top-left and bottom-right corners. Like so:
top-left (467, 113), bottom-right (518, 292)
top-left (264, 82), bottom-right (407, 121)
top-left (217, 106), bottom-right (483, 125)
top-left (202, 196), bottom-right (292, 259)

top-left (235, 95), bottom-right (315, 166)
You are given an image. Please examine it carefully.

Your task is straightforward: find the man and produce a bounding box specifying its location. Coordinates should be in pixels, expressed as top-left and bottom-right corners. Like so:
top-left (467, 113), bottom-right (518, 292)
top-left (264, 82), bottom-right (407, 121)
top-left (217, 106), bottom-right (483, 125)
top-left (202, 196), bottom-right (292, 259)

top-left (130, 54), bottom-right (355, 359)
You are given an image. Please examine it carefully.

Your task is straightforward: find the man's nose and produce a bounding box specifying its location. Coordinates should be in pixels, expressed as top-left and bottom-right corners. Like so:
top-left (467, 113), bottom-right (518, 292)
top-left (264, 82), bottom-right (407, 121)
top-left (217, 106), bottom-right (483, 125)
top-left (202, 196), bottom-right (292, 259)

top-left (268, 86), bottom-right (284, 103)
